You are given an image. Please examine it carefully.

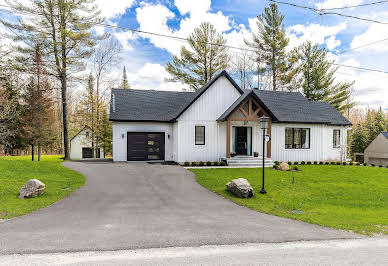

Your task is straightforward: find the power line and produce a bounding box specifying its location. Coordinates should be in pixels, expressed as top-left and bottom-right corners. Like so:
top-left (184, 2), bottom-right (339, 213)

top-left (1, 3), bottom-right (388, 75)
top-left (268, 0), bottom-right (388, 25)
top-left (321, 0), bottom-right (388, 11)
top-left (338, 37), bottom-right (388, 54)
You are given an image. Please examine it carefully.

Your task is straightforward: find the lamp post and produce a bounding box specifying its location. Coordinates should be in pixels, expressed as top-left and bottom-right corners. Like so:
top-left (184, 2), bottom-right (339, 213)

top-left (259, 116), bottom-right (270, 194)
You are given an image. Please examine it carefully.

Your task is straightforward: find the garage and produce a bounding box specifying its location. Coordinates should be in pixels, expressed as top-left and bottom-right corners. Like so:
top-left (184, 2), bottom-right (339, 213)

top-left (82, 147), bottom-right (93, 159)
top-left (127, 132), bottom-right (165, 161)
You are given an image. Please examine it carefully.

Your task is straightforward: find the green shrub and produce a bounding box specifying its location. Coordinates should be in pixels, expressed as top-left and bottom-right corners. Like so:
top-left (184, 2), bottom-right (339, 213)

top-left (206, 161), bottom-right (212, 166)
top-left (349, 161), bottom-right (353, 165)
top-left (319, 161), bottom-right (324, 165)
top-left (379, 164), bottom-right (383, 168)
top-left (336, 162), bottom-right (341, 165)
top-left (184, 161), bottom-right (190, 166)
top-left (301, 161), bottom-right (306, 165)
top-left (288, 161), bottom-right (292, 165)
top-left (274, 161), bottom-right (280, 165)
top-left (294, 161), bottom-right (299, 165)
top-left (293, 166), bottom-right (299, 171)
top-left (343, 162), bottom-right (347, 165)
top-left (213, 161), bottom-right (219, 166)
top-left (313, 161), bottom-right (318, 165)
top-left (371, 163), bottom-right (375, 167)
top-left (330, 162), bottom-right (336, 165)
top-left (386, 165), bottom-right (388, 168)
top-left (273, 164), bottom-right (279, 169)
top-left (199, 161), bottom-right (205, 166)
top-left (356, 162), bottom-right (361, 166)
top-left (220, 161), bottom-right (227, 166)
top-left (363, 162), bottom-right (367, 166)
top-left (191, 162), bottom-right (197, 166)
top-left (325, 162), bottom-right (330, 165)
top-left (307, 161), bottom-right (312, 165)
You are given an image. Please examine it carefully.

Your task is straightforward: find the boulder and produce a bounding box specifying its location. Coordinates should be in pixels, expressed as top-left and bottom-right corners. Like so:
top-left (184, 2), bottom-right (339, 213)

top-left (226, 178), bottom-right (254, 198)
top-left (19, 179), bottom-right (45, 199)
top-left (279, 162), bottom-right (289, 171)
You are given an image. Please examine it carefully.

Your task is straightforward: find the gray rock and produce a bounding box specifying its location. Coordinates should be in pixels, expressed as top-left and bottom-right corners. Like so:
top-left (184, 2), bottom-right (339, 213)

top-left (19, 179), bottom-right (45, 199)
top-left (226, 178), bottom-right (254, 198)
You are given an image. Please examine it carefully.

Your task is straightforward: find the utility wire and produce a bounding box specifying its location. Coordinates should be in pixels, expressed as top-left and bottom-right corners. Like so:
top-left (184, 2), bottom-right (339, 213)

top-left (321, 0), bottom-right (388, 11)
top-left (1, 3), bottom-right (388, 75)
top-left (268, 0), bottom-right (388, 24)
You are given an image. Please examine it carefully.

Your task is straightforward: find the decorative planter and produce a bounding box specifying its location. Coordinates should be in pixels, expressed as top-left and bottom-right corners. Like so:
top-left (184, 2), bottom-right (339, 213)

top-left (231, 153), bottom-right (236, 157)
top-left (253, 152), bottom-right (259, 157)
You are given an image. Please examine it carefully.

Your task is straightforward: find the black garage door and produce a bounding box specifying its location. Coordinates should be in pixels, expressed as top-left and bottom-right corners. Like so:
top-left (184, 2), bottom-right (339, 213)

top-left (82, 147), bottom-right (93, 159)
top-left (127, 132), bottom-right (165, 161)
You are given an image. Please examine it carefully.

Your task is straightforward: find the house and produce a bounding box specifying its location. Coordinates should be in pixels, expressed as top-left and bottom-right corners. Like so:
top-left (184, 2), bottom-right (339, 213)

top-left (109, 71), bottom-right (351, 164)
top-left (70, 126), bottom-right (104, 160)
top-left (364, 132), bottom-right (388, 166)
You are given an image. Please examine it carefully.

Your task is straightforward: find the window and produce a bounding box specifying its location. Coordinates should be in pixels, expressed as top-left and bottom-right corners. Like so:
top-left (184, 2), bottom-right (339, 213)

top-left (333, 129), bottom-right (341, 148)
top-left (195, 126), bottom-right (205, 145)
top-left (285, 128), bottom-right (310, 149)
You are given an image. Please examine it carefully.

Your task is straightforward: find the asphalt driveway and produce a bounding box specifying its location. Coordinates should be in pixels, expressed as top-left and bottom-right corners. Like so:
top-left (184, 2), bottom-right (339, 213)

top-left (0, 161), bottom-right (358, 254)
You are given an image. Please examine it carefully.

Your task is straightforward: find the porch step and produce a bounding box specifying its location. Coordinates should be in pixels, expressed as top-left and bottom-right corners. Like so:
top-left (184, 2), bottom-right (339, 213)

top-left (226, 156), bottom-right (274, 167)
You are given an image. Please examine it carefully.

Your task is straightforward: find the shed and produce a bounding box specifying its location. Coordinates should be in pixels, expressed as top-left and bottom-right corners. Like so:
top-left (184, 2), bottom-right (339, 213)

top-left (364, 132), bottom-right (388, 166)
top-left (70, 126), bottom-right (104, 160)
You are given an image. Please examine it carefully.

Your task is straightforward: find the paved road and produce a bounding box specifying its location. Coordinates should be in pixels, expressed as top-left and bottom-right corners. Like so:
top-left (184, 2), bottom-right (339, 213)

top-left (2, 238), bottom-right (388, 265)
top-left (0, 161), bottom-right (358, 255)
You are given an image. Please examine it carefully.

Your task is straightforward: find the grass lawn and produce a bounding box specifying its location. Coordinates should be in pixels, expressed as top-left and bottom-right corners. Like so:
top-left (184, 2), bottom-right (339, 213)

top-left (192, 165), bottom-right (388, 235)
top-left (0, 155), bottom-right (85, 219)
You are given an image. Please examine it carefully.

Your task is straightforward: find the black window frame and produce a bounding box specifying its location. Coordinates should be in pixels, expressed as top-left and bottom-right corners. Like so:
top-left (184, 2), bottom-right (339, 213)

top-left (285, 128), bottom-right (311, 149)
top-left (333, 129), bottom-right (341, 148)
top-left (195, 126), bottom-right (205, 145)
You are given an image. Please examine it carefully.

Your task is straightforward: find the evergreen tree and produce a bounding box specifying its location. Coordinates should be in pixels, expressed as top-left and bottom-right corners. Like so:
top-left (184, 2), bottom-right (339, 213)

top-left (165, 22), bottom-right (229, 90)
top-left (350, 124), bottom-right (369, 154)
top-left (247, 3), bottom-right (290, 91)
top-left (295, 41), bottom-right (355, 112)
top-left (121, 66), bottom-right (131, 89)
top-left (2, 0), bottom-right (102, 159)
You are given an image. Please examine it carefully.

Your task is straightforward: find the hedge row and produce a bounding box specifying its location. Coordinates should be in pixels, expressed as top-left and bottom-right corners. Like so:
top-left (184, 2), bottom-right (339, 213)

top-left (273, 161), bottom-right (388, 168)
top-left (183, 161), bottom-right (227, 167)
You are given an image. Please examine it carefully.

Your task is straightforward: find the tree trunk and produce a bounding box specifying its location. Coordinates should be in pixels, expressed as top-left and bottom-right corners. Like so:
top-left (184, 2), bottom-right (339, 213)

top-left (60, 73), bottom-right (70, 160)
top-left (31, 144), bottom-right (34, 161)
top-left (38, 144), bottom-right (41, 162)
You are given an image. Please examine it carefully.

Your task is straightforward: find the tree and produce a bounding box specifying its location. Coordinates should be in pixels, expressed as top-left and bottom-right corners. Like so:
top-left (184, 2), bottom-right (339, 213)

top-left (120, 66), bottom-right (130, 89)
top-left (19, 45), bottom-right (55, 161)
top-left (2, 0), bottom-right (102, 159)
top-left (230, 46), bottom-right (254, 90)
top-left (294, 41), bottom-right (355, 112)
top-left (0, 88), bottom-right (18, 150)
top-left (247, 3), bottom-right (289, 91)
top-left (165, 22), bottom-right (229, 90)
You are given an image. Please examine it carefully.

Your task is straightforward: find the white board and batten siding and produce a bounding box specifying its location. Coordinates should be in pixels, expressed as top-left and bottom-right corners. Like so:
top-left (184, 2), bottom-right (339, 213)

top-left (70, 128), bottom-right (104, 160)
top-left (112, 122), bottom-right (174, 162)
top-left (175, 76), bottom-right (241, 163)
top-left (271, 123), bottom-right (348, 163)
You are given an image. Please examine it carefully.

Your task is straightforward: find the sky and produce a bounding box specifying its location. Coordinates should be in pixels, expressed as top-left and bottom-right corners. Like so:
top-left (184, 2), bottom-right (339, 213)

top-left (0, 0), bottom-right (388, 110)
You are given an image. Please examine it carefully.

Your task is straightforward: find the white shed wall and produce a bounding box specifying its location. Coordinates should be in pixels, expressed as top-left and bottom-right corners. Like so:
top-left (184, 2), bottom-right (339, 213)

top-left (112, 122), bottom-right (174, 162)
top-left (70, 129), bottom-right (104, 160)
top-left (271, 123), bottom-right (348, 162)
top-left (175, 76), bottom-right (241, 162)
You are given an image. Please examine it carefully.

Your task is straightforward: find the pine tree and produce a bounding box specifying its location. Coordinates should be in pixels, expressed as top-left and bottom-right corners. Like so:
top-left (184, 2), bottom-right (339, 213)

top-left (2, 0), bottom-right (102, 159)
top-left (350, 124), bottom-right (369, 154)
top-left (121, 66), bottom-right (131, 89)
top-left (165, 22), bottom-right (229, 90)
top-left (247, 3), bottom-right (290, 91)
top-left (295, 41), bottom-right (355, 112)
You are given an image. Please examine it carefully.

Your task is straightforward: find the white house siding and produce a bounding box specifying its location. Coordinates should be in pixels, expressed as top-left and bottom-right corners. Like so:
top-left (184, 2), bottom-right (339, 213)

top-left (176, 76), bottom-right (241, 163)
top-left (112, 122), bottom-right (174, 162)
top-left (271, 123), bottom-right (348, 162)
top-left (70, 128), bottom-right (104, 160)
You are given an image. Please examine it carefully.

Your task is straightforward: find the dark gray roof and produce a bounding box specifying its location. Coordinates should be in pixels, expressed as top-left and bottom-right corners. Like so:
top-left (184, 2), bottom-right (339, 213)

top-left (109, 89), bottom-right (195, 122)
top-left (382, 132), bottom-right (388, 139)
top-left (218, 89), bottom-right (351, 126)
top-left (109, 70), bottom-right (351, 126)
top-left (109, 70), bottom-right (243, 122)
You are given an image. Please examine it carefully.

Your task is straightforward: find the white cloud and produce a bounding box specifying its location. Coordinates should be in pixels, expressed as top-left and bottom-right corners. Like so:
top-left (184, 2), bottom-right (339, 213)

top-left (114, 30), bottom-right (137, 51)
top-left (316, 0), bottom-right (363, 9)
top-left (95, 0), bottom-right (135, 19)
top-left (287, 23), bottom-right (347, 50)
top-left (126, 63), bottom-right (189, 91)
top-left (174, 0), bottom-right (211, 15)
top-left (350, 24), bottom-right (388, 52)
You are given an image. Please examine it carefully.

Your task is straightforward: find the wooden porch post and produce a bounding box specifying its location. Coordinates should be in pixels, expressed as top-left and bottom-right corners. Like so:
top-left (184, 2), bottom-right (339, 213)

top-left (267, 119), bottom-right (272, 158)
top-left (226, 119), bottom-right (231, 158)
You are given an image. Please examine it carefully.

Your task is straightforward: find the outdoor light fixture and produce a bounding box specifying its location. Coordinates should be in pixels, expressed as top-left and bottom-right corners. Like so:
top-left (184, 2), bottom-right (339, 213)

top-left (260, 115), bottom-right (270, 194)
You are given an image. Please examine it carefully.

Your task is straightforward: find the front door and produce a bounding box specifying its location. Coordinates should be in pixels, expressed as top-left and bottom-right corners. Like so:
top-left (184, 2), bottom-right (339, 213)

top-left (235, 127), bottom-right (248, 155)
